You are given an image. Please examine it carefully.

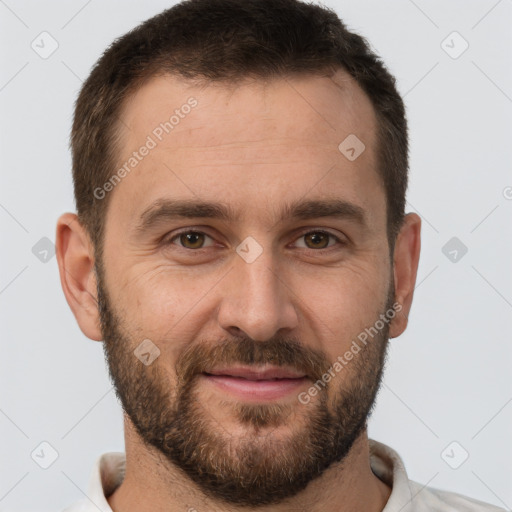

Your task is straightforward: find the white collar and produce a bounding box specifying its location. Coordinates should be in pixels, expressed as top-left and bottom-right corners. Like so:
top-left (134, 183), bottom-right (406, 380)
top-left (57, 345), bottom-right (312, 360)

top-left (63, 438), bottom-right (505, 511)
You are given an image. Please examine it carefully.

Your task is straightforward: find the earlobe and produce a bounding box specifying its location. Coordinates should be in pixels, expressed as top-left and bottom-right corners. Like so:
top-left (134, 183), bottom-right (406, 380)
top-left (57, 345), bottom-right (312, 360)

top-left (55, 213), bottom-right (103, 341)
top-left (388, 213), bottom-right (421, 339)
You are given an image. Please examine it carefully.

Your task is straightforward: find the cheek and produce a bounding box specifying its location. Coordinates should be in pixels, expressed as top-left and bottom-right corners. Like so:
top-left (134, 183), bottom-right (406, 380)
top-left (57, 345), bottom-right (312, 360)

top-left (296, 262), bottom-right (389, 351)
top-left (108, 242), bottom-right (390, 356)
top-left (111, 262), bottom-right (222, 344)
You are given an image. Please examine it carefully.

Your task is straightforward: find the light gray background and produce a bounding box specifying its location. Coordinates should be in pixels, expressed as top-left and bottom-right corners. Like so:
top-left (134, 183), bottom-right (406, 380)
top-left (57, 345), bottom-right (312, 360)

top-left (1, 1), bottom-right (511, 511)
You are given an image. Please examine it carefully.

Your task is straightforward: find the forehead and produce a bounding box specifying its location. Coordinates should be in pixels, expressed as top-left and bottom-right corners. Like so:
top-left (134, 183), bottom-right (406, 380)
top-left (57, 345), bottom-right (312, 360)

top-left (107, 69), bottom-right (384, 231)
top-left (119, 69), bottom-right (376, 149)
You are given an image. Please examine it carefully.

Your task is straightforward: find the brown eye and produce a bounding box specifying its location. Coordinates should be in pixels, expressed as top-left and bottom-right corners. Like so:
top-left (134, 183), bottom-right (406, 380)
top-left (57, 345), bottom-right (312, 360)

top-left (295, 231), bottom-right (341, 250)
top-left (180, 232), bottom-right (204, 249)
top-left (170, 231), bottom-right (214, 249)
top-left (304, 232), bottom-right (329, 249)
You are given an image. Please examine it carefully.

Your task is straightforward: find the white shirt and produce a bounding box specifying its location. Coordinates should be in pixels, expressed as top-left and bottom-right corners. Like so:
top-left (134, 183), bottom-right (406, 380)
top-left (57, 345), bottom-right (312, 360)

top-left (62, 438), bottom-right (506, 511)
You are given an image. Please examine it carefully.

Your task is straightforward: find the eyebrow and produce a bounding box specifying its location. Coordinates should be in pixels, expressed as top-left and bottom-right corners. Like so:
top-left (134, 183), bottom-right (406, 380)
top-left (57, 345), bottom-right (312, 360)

top-left (134, 197), bottom-right (368, 235)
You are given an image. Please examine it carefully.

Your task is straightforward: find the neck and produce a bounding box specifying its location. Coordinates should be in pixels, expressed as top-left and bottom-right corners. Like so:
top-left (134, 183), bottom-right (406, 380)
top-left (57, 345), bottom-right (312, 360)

top-left (107, 418), bottom-right (391, 512)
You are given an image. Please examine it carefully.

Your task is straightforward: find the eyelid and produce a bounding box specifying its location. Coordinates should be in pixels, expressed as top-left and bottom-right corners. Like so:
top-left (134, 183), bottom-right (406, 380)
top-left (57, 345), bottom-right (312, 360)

top-left (165, 227), bottom-right (347, 250)
top-left (165, 228), bottom-right (216, 248)
top-left (291, 228), bottom-right (347, 249)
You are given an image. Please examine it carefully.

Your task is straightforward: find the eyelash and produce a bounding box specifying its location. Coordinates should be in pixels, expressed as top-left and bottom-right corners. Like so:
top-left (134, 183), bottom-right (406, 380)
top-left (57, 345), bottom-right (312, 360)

top-left (164, 228), bottom-right (346, 251)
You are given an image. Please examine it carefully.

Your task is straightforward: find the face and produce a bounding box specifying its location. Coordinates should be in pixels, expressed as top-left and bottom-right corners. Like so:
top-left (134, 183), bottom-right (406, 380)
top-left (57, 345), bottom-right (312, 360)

top-left (96, 70), bottom-right (395, 506)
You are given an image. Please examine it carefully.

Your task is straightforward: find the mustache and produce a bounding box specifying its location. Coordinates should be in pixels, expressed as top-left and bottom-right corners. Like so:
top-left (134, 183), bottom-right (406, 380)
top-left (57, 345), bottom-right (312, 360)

top-left (175, 336), bottom-right (331, 386)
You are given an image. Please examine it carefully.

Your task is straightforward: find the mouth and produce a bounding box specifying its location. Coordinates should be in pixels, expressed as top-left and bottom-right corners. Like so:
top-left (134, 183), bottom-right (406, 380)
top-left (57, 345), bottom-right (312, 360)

top-left (200, 365), bottom-right (310, 401)
top-left (204, 366), bottom-right (307, 380)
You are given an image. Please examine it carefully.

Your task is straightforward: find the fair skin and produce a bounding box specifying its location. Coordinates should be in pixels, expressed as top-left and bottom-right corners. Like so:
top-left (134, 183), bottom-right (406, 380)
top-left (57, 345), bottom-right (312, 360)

top-left (56, 69), bottom-right (421, 511)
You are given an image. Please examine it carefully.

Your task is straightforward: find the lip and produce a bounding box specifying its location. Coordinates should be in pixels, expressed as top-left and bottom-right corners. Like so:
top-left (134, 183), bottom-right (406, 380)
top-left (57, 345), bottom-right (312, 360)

top-left (200, 365), bottom-right (309, 402)
top-left (204, 365), bottom-right (307, 380)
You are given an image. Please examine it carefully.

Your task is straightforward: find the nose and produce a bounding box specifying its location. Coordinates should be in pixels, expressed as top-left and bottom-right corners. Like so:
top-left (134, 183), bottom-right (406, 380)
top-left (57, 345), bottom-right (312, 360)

top-left (216, 249), bottom-right (299, 342)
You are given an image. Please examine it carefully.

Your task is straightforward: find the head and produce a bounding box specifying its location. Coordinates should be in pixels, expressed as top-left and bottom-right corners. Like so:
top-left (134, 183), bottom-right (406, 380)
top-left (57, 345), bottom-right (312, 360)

top-left (57, 0), bottom-right (420, 507)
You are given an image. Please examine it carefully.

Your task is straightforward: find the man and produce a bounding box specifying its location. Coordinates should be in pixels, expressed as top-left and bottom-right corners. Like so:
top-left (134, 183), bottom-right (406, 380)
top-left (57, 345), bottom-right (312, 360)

top-left (56, 0), bottom-right (504, 511)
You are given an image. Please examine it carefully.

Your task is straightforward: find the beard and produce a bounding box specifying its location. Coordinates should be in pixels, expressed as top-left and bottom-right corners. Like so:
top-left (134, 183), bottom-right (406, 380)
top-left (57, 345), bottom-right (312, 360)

top-left (96, 261), bottom-right (393, 507)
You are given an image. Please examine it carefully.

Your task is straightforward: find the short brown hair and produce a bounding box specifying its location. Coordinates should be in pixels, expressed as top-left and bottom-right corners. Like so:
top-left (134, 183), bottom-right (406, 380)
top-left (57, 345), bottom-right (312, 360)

top-left (71, 0), bottom-right (408, 262)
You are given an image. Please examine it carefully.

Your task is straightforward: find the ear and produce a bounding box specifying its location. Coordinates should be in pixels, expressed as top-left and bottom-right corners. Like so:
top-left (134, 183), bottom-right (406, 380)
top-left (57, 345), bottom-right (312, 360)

top-left (55, 213), bottom-right (103, 341)
top-left (389, 212), bottom-right (421, 339)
